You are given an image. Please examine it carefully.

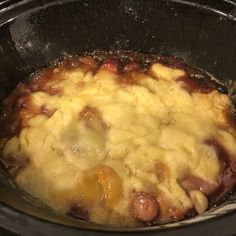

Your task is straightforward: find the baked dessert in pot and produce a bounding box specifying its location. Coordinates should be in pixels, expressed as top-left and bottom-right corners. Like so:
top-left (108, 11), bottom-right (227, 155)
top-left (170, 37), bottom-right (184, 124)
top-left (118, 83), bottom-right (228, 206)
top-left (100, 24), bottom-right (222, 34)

top-left (0, 51), bottom-right (235, 226)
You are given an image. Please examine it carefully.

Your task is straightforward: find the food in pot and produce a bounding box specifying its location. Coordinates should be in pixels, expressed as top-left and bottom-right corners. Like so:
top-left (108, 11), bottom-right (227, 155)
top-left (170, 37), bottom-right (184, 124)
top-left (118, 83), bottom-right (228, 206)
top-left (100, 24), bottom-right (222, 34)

top-left (0, 51), bottom-right (236, 226)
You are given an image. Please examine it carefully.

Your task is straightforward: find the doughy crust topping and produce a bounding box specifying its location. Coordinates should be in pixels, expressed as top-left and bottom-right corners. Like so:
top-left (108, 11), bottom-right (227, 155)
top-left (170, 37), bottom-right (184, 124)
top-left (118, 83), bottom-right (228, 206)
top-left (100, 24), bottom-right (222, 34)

top-left (0, 51), bottom-right (236, 226)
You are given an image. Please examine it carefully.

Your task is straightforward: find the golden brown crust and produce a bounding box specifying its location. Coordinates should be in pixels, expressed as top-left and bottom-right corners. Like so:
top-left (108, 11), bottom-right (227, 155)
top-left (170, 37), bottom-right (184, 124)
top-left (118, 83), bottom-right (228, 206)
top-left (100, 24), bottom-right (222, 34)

top-left (0, 51), bottom-right (235, 227)
top-left (0, 51), bottom-right (225, 138)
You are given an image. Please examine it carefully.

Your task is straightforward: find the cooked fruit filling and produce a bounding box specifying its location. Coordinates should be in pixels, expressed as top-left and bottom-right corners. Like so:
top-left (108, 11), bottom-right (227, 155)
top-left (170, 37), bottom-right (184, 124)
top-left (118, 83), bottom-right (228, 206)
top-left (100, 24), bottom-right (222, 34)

top-left (0, 51), bottom-right (236, 226)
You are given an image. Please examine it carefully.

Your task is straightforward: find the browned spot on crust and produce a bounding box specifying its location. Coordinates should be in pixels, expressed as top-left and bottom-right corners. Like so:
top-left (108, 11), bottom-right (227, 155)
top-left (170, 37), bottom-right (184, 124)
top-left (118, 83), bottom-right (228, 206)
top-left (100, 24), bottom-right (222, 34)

top-left (118, 72), bottom-right (137, 85)
top-left (79, 106), bottom-right (109, 132)
top-left (155, 162), bottom-right (169, 182)
top-left (77, 81), bottom-right (85, 91)
top-left (67, 202), bottom-right (89, 220)
top-left (44, 88), bottom-right (62, 96)
top-left (117, 71), bottom-right (147, 86)
top-left (1, 156), bottom-right (29, 177)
